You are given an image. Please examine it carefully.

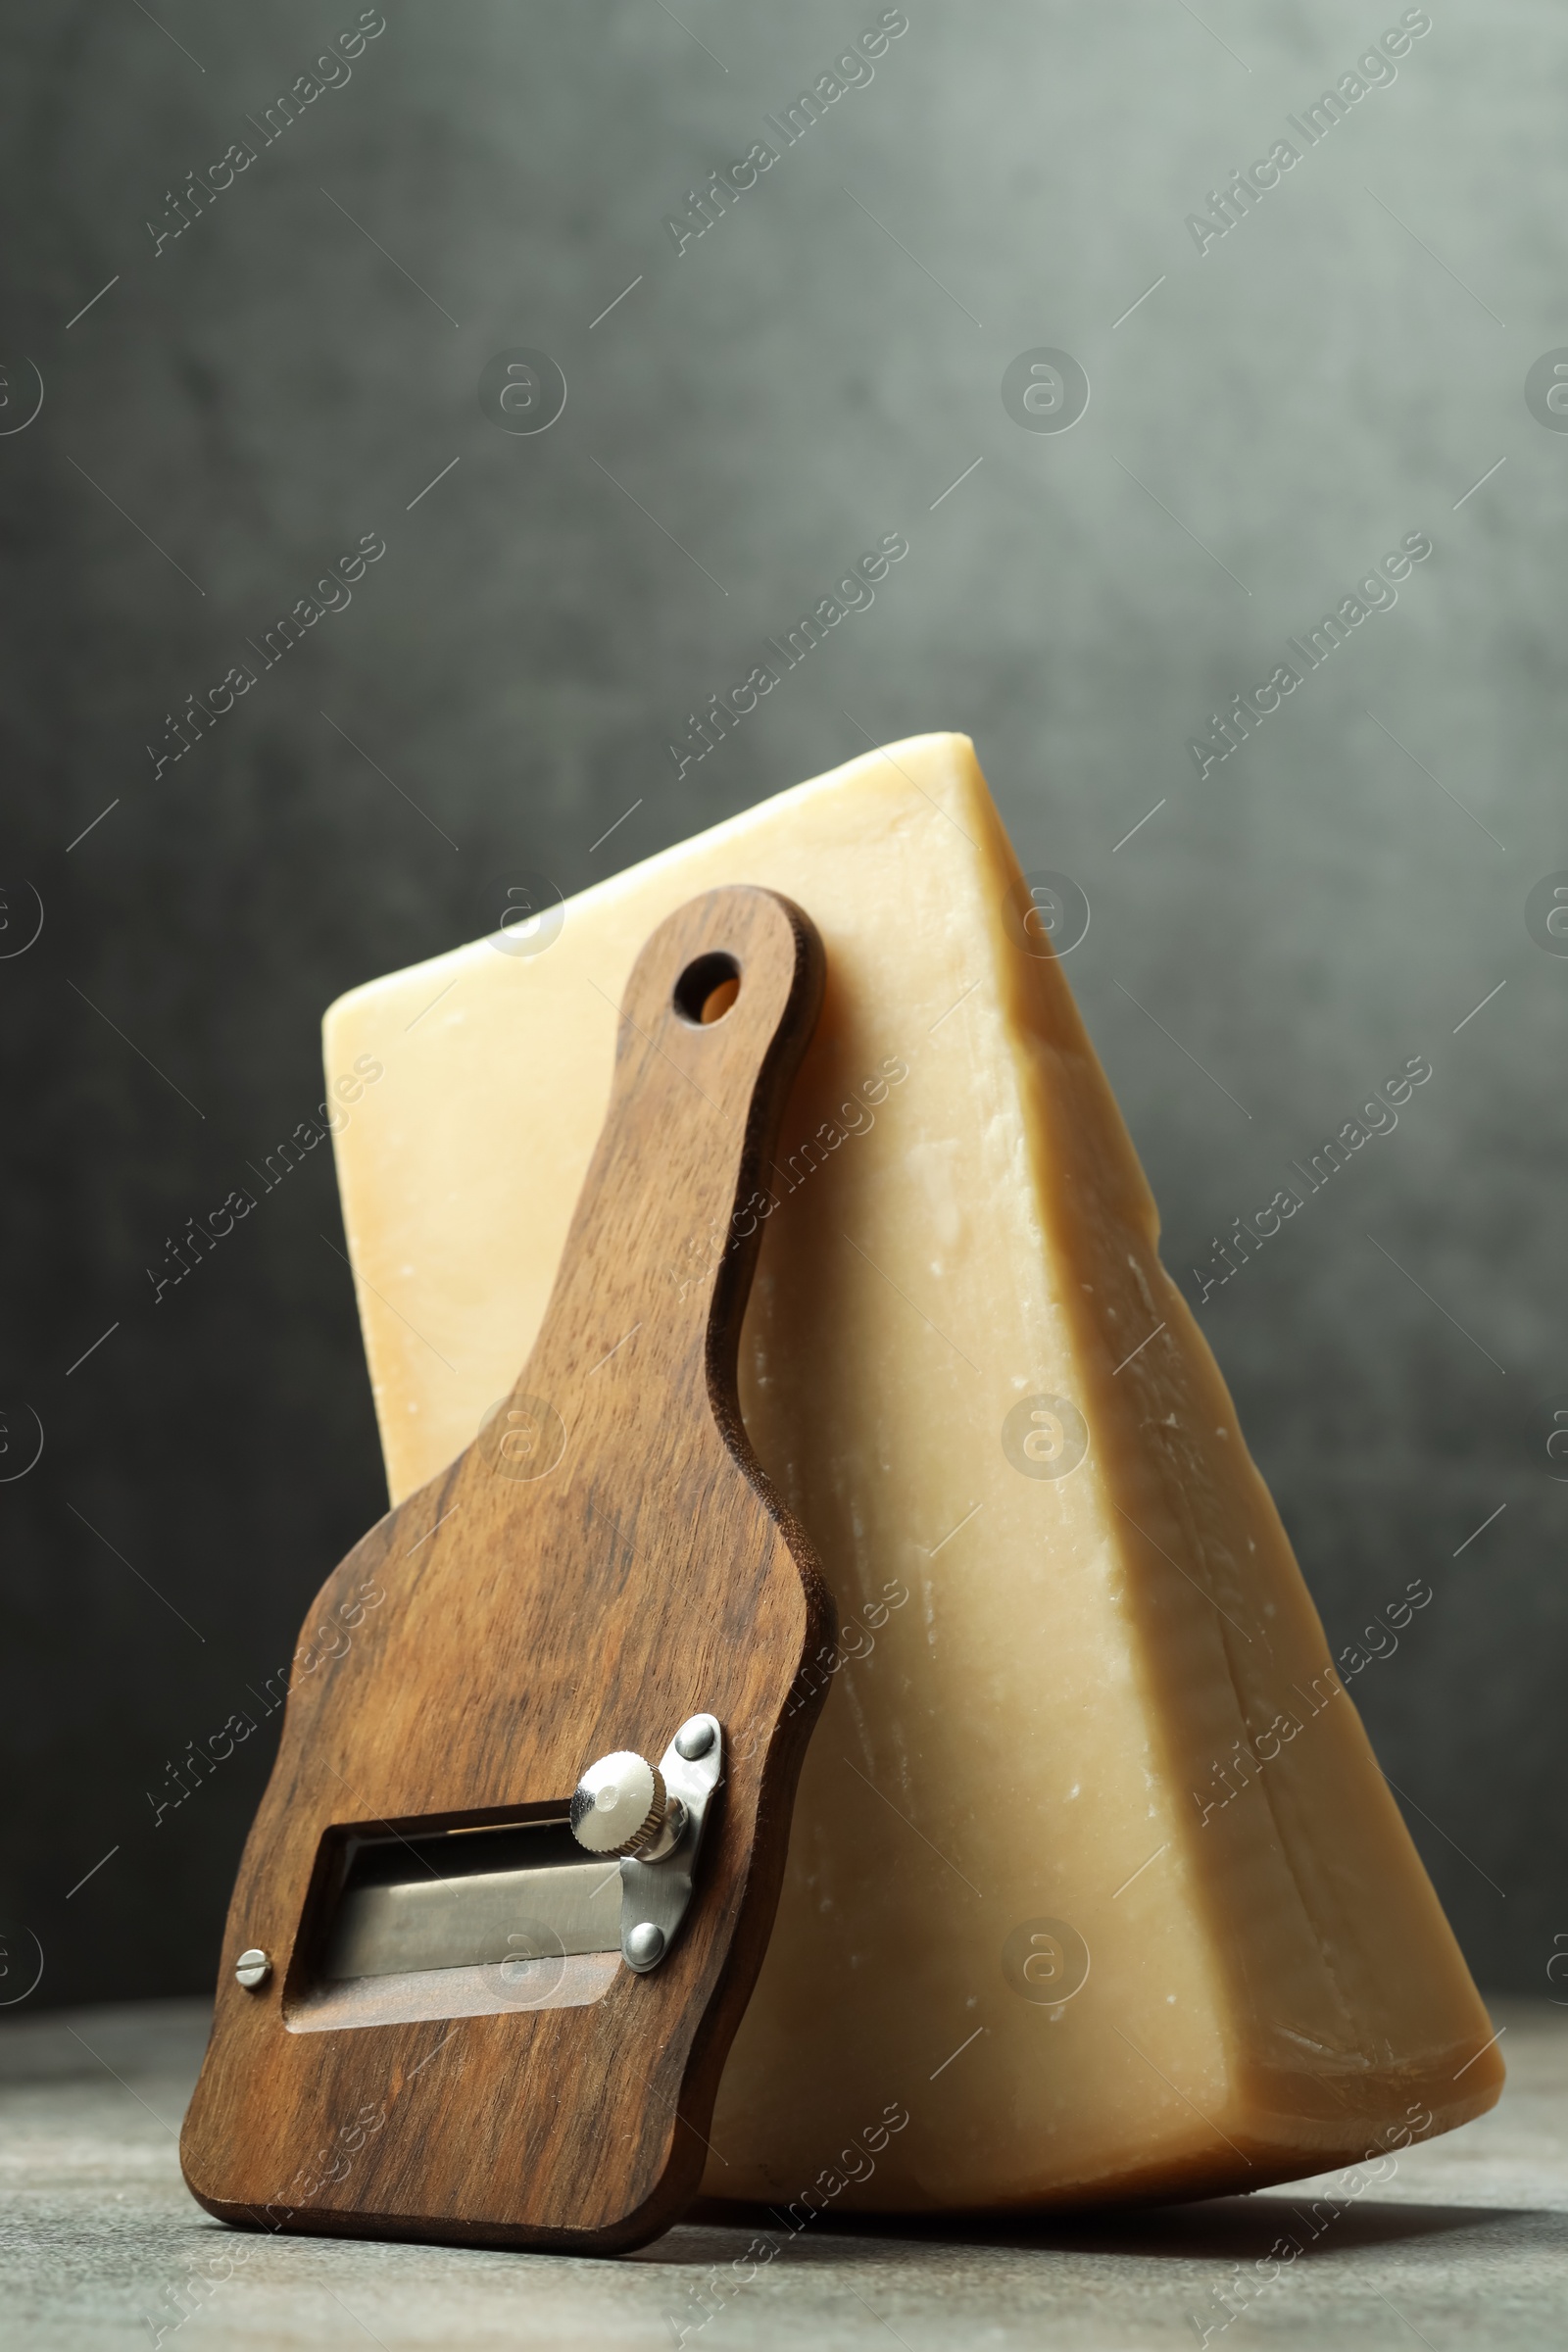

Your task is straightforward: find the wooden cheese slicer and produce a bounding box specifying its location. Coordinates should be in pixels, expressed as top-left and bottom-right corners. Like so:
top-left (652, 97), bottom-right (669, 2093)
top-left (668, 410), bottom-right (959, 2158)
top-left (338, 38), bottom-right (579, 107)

top-left (180, 885), bottom-right (831, 2252)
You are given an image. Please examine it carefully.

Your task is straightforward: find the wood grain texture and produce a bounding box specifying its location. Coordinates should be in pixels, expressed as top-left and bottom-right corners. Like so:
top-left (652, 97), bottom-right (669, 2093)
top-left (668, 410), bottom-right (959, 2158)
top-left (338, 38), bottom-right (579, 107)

top-left (179, 886), bottom-right (831, 2252)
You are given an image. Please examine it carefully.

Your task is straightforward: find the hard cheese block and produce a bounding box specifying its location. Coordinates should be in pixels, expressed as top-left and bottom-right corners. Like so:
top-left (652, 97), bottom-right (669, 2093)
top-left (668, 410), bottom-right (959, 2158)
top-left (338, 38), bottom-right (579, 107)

top-left (323, 733), bottom-right (1501, 2208)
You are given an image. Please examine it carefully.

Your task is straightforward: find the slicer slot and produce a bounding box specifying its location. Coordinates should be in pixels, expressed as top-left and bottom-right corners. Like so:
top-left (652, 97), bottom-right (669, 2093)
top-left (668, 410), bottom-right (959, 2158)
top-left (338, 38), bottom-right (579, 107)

top-left (286, 1814), bottom-right (625, 2033)
top-left (324, 1819), bottom-right (624, 1981)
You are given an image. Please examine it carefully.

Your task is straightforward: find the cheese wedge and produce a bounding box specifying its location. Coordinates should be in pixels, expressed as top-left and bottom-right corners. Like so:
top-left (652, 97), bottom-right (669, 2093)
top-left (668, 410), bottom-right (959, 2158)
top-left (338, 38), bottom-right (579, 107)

top-left (322, 733), bottom-right (1501, 2209)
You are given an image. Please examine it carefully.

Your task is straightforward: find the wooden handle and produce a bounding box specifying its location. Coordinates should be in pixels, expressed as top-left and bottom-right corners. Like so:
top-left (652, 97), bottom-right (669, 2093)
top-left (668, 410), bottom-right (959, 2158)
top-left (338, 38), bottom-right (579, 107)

top-left (524, 884), bottom-right (824, 1426)
top-left (179, 886), bottom-right (832, 2254)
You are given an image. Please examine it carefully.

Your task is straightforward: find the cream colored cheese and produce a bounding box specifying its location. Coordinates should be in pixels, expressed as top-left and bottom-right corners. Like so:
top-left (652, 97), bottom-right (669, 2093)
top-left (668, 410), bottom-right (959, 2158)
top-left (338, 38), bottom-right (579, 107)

top-left (323, 734), bottom-right (1501, 2208)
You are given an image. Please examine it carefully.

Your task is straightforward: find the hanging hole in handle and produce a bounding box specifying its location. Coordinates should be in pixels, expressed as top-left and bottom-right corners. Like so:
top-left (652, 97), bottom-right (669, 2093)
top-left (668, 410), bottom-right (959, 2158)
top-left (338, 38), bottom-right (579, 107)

top-left (673, 952), bottom-right (741, 1027)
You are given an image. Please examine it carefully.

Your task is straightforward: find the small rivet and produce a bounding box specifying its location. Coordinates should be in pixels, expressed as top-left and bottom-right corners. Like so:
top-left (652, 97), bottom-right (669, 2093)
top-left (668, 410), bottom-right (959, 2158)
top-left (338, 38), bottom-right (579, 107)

top-left (626, 1921), bottom-right (665, 1968)
top-left (235, 1947), bottom-right (271, 1991)
top-left (674, 1718), bottom-right (715, 1761)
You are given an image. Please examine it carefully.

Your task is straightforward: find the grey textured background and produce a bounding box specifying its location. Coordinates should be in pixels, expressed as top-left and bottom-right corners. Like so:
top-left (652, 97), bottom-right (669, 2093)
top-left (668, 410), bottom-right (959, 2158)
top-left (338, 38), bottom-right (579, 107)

top-left (1, 0), bottom-right (1561, 2012)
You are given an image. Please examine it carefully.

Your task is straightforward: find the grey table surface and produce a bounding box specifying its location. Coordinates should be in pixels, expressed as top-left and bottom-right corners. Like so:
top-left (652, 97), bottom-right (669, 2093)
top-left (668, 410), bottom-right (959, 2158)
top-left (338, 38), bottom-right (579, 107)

top-left (1, 1997), bottom-right (1563, 2350)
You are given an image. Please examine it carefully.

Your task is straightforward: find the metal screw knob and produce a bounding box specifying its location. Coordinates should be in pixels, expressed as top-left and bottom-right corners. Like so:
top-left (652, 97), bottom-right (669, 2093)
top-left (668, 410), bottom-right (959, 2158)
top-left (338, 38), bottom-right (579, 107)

top-left (234, 1947), bottom-right (271, 1991)
top-left (570, 1751), bottom-right (685, 1859)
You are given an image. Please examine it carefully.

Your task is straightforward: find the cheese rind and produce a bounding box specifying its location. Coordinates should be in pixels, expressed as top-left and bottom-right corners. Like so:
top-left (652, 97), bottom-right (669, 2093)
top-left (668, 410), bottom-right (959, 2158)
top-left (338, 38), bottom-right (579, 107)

top-left (324, 734), bottom-right (1501, 2208)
